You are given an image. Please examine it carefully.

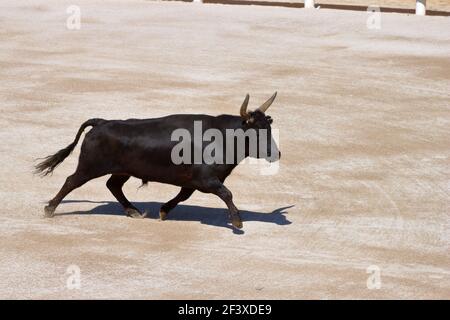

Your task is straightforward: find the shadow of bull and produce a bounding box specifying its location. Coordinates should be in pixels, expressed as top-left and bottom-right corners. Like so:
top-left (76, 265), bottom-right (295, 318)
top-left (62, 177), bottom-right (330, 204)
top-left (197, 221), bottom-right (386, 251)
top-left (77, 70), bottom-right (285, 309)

top-left (58, 200), bottom-right (294, 234)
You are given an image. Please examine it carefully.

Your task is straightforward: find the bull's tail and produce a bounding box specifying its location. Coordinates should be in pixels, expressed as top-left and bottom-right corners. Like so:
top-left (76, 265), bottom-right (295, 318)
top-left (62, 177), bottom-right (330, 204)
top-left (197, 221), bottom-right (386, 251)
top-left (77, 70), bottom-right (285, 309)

top-left (34, 118), bottom-right (105, 176)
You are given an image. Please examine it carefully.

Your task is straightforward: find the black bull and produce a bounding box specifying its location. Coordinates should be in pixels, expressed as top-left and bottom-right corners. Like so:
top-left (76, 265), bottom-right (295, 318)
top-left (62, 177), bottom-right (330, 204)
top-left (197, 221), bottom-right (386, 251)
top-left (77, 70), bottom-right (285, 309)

top-left (35, 93), bottom-right (280, 229)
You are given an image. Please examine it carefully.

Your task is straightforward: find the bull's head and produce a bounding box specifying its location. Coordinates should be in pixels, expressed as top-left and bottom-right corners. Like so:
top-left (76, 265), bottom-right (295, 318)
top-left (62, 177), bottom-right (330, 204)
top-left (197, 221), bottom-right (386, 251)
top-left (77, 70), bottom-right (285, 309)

top-left (239, 92), bottom-right (281, 162)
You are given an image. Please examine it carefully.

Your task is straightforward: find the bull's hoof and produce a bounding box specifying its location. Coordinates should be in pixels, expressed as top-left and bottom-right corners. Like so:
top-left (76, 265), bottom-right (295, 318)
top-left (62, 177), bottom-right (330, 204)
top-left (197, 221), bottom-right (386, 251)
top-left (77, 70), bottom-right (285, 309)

top-left (159, 210), bottom-right (168, 221)
top-left (44, 205), bottom-right (56, 218)
top-left (231, 215), bottom-right (243, 229)
top-left (126, 208), bottom-right (147, 219)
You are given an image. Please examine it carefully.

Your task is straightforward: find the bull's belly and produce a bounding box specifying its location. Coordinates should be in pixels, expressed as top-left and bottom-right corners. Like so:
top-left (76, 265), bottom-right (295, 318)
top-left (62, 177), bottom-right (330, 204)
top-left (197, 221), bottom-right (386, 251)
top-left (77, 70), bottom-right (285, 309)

top-left (97, 146), bottom-right (229, 189)
top-left (119, 163), bottom-right (197, 188)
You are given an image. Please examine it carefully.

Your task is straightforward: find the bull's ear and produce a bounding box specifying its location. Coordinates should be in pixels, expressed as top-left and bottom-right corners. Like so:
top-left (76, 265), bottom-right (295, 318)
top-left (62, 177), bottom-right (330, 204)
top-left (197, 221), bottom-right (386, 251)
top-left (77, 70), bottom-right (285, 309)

top-left (257, 92), bottom-right (277, 113)
top-left (240, 94), bottom-right (250, 119)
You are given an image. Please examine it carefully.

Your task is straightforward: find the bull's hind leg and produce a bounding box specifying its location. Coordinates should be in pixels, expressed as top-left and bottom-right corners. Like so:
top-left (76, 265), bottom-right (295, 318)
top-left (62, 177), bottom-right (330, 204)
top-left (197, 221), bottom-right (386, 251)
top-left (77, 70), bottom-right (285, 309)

top-left (159, 187), bottom-right (195, 221)
top-left (106, 174), bottom-right (146, 218)
top-left (44, 170), bottom-right (93, 217)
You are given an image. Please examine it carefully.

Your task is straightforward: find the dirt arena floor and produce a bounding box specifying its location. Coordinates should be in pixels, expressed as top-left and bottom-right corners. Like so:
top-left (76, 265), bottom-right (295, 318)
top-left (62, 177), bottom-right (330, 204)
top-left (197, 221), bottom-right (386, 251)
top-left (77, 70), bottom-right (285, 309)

top-left (0, 0), bottom-right (449, 299)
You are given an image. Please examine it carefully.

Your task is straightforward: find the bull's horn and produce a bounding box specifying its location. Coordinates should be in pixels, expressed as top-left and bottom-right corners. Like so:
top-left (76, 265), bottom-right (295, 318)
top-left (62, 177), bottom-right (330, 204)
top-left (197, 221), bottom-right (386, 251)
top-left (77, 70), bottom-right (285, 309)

top-left (257, 91), bottom-right (277, 113)
top-left (240, 94), bottom-right (250, 119)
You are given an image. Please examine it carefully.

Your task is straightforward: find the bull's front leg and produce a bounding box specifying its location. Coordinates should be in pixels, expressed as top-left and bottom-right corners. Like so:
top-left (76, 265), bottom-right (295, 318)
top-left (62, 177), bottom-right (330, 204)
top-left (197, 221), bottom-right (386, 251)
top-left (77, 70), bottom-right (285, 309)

top-left (204, 181), bottom-right (243, 229)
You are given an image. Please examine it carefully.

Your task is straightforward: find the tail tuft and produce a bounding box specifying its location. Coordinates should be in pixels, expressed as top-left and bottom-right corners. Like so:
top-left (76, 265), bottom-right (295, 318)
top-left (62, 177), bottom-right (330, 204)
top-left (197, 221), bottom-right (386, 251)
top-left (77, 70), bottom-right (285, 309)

top-left (34, 118), bottom-right (105, 177)
top-left (34, 142), bottom-right (77, 176)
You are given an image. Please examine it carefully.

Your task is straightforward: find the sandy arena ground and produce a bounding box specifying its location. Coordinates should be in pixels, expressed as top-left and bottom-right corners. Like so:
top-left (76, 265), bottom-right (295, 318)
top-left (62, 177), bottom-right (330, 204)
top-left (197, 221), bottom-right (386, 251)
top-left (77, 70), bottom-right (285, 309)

top-left (0, 0), bottom-right (449, 299)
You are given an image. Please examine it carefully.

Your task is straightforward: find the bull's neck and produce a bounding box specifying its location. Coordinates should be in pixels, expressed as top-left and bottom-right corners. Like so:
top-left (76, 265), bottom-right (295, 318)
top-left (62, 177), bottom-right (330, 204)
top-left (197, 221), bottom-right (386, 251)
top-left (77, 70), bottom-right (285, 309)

top-left (214, 115), bottom-right (250, 180)
top-left (214, 114), bottom-right (246, 130)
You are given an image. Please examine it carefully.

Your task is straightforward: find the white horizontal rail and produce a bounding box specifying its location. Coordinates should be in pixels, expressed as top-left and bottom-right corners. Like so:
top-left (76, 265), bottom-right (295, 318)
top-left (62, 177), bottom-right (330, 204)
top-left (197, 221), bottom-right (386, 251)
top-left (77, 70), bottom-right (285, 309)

top-left (191, 0), bottom-right (428, 16)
